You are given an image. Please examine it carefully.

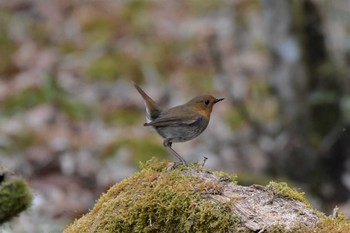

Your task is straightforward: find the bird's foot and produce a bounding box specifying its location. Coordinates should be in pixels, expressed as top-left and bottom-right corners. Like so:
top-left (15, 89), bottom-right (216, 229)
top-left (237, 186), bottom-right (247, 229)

top-left (201, 156), bottom-right (208, 169)
top-left (164, 140), bottom-right (188, 166)
top-left (166, 161), bottom-right (187, 171)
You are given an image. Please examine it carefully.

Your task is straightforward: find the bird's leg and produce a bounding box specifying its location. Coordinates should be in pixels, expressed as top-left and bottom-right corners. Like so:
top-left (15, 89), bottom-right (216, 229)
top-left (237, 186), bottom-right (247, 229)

top-left (201, 156), bottom-right (208, 169)
top-left (163, 139), bottom-right (187, 166)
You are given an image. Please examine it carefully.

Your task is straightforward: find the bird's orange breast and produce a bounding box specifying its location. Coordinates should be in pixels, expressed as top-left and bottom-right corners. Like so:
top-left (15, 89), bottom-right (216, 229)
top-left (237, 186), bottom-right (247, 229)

top-left (191, 107), bottom-right (211, 120)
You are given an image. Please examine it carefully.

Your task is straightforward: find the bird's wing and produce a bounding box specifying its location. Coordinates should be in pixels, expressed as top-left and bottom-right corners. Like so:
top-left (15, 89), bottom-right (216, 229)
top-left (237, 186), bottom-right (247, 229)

top-left (144, 110), bottom-right (201, 127)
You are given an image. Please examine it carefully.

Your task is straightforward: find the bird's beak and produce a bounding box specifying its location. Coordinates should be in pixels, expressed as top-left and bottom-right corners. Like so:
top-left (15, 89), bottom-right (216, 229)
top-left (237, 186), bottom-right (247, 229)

top-left (214, 98), bottom-right (224, 104)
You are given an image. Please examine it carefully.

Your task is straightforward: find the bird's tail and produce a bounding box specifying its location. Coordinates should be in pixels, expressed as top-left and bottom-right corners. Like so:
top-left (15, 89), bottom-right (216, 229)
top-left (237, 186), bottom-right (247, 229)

top-left (133, 82), bottom-right (161, 122)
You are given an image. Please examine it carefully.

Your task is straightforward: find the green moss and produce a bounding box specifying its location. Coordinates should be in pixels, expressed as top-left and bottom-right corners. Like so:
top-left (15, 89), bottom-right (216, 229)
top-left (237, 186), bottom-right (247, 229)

top-left (268, 224), bottom-right (306, 233)
top-left (268, 224), bottom-right (291, 233)
top-left (0, 179), bottom-right (33, 224)
top-left (266, 182), bottom-right (350, 232)
top-left (312, 211), bottom-right (350, 233)
top-left (267, 221), bottom-right (323, 233)
top-left (266, 214), bottom-right (350, 233)
top-left (139, 157), bottom-right (170, 172)
top-left (236, 172), bottom-right (272, 186)
top-left (275, 209), bottom-right (350, 233)
top-left (64, 160), bottom-right (242, 233)
top-left (267, 182), bottom-right (311, 207)
top-left (211, 170), bottom-right (238, 183)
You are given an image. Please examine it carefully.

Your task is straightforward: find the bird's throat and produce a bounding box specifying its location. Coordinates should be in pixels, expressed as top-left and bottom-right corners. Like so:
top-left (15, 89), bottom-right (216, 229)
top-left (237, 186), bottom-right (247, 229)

top-left (196, 108), bottom-right (212, 120)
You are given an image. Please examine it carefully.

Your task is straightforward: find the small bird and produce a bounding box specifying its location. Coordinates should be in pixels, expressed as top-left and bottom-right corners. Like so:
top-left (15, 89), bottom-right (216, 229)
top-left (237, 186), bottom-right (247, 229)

top-left (133, 82), bottom-right (224, 165)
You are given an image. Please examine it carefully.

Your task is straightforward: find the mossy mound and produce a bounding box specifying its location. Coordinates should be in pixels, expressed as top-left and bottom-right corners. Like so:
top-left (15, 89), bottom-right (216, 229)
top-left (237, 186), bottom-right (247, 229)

top-left (64, 159), bottom-right (350, 233)
top-left (65, 160), bottom-right (241, 232)
top-left (0, 166), bottom-right (33, 224)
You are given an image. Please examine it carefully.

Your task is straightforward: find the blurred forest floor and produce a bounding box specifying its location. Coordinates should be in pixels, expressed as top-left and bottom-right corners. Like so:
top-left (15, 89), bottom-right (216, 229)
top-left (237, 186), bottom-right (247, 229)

top-left (1, 0), bottom-right (350, 232)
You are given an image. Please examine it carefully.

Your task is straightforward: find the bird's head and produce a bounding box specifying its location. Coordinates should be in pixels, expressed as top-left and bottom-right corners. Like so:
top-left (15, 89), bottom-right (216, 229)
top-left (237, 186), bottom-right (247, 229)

top-left (186, 95), bottom-right (224, 117)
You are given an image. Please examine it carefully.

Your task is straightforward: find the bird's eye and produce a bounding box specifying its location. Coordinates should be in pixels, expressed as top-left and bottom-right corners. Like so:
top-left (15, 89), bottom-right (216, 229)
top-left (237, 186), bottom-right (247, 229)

top-left (204, 100), bottom-right (210, 105)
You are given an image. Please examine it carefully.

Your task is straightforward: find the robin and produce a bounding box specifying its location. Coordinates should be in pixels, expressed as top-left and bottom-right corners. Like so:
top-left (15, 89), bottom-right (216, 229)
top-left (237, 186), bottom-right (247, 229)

top-left (133, 82), bottom-right (224, 165)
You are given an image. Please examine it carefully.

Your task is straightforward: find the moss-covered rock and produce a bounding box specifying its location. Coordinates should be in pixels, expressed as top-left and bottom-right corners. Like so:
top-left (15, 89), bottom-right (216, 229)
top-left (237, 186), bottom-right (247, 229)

top-left (0, 166), bottom-right (33, 224)
top-left (64, 160), bottom-right (241, 232)
top-left (64, 159), bottom-right (350, 233)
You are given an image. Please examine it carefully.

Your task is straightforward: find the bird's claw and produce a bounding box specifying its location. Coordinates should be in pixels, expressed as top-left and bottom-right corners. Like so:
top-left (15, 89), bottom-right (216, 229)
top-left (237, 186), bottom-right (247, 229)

top-left (201, 156), bottom-right (208, 168)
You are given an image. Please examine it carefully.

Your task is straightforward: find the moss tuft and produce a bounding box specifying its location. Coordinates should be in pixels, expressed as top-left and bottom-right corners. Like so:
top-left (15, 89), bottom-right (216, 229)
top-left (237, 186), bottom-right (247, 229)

top-left (138, 157), bottom-right (170, 172)
top-left (312, 211), bottom-right (350, 233)
top-left (211, 170), bottom-right (238, 183)
top-left (267, 181), bottom-right (311, 207)
top-left (0, 179), bottom-right (33, 224)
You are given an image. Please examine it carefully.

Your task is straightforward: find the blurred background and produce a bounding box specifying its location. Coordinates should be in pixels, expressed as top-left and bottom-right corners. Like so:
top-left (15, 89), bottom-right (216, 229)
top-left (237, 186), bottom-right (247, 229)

top-left (1, 0), bottom-right (350, 232)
